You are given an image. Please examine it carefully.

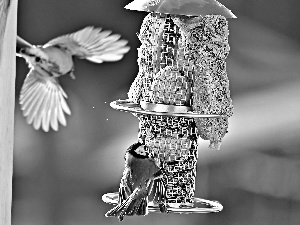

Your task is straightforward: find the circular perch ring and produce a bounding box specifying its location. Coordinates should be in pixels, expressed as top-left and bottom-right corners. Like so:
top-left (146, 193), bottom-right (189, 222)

top-left (102, 192), bottom-right (223, 214)
top-left (110, 100), bottom-right (222, 118)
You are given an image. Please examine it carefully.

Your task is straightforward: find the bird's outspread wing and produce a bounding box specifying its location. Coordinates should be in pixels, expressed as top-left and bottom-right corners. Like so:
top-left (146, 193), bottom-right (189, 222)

top-left (44, 26), bottom-right (130, 63)
top-left (19, 68), bottom-right (71, 132)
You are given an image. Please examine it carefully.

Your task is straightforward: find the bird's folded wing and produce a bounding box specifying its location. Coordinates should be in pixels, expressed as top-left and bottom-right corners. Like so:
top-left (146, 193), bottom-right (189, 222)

top-left (44, 26), bottom-right (130, 63)
top-left (19, 69), bottom-right (71, 132)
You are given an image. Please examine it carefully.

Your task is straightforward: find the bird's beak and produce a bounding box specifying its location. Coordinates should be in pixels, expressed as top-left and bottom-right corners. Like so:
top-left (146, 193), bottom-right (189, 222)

top-left (16, 36), bottom-right (32, 54)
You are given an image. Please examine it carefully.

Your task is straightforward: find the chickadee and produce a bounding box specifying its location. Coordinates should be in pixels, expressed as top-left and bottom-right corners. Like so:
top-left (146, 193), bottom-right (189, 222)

top-left (105, 142), bottom-right (166, 221)
top-left (16, 26), bottom-right (130, 132)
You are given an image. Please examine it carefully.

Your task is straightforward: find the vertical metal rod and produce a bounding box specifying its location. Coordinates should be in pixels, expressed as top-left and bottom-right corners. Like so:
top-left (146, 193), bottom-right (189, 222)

top-left (0, 0), bottom-right (18, 224)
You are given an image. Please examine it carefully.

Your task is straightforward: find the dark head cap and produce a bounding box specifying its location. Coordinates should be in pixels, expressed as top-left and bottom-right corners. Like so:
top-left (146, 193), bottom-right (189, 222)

top-left (127, 142), bottom-right (148, 159)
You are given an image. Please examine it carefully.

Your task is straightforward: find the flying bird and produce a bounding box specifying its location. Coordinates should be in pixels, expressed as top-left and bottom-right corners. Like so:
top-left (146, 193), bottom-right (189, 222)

top-left (105, 142), bottom-right (166, 221)
top-left (16, 26), bottom-right (130, 132)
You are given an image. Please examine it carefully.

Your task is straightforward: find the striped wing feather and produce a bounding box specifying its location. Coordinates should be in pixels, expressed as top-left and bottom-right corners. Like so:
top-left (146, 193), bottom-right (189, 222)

top-left (44, 26), bottom-right (130, 63)
top-left (20, 69), bottom-right (71, 132)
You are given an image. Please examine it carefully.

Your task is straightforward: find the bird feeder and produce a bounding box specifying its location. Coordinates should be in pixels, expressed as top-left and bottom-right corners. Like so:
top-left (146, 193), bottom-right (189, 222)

top-left (103, 0), bottom-right (236, 216)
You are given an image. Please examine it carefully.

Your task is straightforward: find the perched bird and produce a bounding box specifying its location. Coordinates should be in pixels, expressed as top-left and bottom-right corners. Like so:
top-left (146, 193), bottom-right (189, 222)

top-left (105, 142), bottom-right (166, 221)
top-left (16, 26), bottom-right (130, 132)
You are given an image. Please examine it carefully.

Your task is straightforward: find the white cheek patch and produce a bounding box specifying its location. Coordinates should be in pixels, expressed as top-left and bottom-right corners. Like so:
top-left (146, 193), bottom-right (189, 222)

top-left (136, 146), bottom-right (147, 156)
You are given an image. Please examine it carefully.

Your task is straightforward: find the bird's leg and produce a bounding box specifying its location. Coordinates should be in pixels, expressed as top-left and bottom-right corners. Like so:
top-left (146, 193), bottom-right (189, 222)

top-left (153, 167), bottom-right (170, 180)
top-left (153, 170), bottom-right (164, 180)
top-left (69, 71), bottom-right (75, 79)
top-left (151, 170), bottom-right (169, 213)
top-left (151, 177), bottom-right (168, 213)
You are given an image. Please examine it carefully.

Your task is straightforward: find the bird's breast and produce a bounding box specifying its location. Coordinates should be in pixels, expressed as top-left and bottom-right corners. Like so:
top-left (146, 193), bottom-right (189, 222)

top-left (41, 46), bottom-right (74, 76)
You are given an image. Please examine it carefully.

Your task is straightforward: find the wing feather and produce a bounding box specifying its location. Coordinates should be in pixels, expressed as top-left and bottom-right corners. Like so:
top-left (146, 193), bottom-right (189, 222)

top-left (19, 69), bottom-right (71, 132)
top-left (57, 98), bottom-right (67, 126)
top-left (42, 92), bottom-right (52, 132)
top-left (44, 26), bottom-right (130, 63)
top-left (49, 92), bottom-right (59, 131)
top-left (22, 83), bottom-right (44, 115)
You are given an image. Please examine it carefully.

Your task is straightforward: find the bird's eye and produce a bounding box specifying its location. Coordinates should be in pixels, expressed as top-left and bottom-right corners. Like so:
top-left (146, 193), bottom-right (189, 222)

top-left (35, 57), bottom-right (41, 62)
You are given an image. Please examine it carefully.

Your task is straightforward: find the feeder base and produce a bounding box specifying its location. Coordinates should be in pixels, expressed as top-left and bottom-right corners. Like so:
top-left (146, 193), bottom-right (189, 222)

top-left (102, 192), bottom-right (223, 214)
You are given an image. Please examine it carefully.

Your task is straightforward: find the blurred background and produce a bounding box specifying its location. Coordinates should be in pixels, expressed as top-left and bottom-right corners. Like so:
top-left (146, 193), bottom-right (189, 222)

top-left (13, 0), bottom-right (300, 224)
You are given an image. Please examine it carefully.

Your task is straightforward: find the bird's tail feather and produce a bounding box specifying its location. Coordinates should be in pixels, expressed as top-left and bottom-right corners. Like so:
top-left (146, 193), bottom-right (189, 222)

top-left (105, 188), bottom-right (148, 221)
